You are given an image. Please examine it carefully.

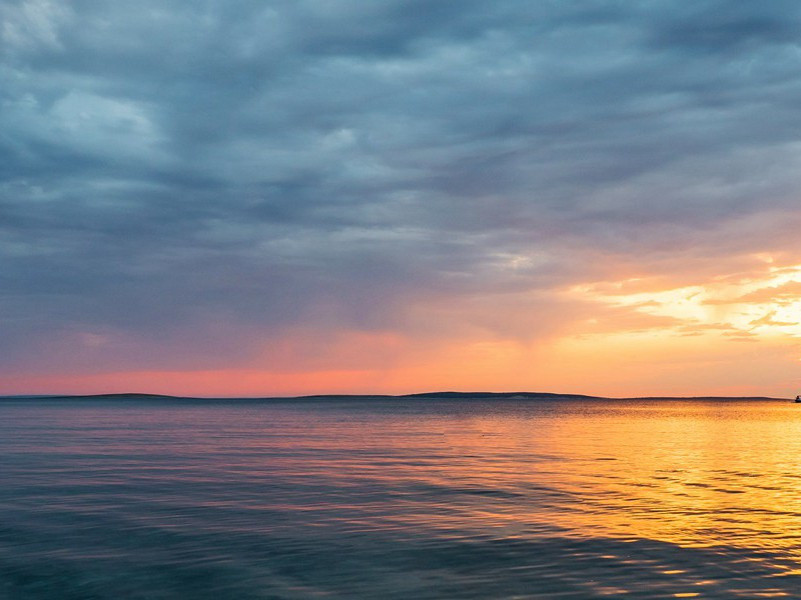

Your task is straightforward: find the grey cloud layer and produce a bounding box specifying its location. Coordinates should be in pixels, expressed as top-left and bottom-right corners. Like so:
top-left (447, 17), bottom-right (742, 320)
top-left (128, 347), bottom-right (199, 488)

top-left (2, 0), bottom-right (801, 371)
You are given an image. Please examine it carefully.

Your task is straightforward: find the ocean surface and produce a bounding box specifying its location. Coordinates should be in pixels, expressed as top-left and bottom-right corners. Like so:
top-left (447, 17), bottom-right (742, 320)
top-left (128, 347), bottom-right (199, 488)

top-left (2, 396), bottom-right (801, 599)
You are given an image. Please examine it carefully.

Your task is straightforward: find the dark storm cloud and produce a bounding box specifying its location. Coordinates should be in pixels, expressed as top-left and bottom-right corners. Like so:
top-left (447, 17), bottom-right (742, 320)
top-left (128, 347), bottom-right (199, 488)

top-left (3, 0), bottom-right (801, 371)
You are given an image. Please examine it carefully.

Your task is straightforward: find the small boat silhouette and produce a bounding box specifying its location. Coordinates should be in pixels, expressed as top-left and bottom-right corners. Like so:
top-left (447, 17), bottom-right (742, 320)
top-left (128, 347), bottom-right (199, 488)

top-left (795, 395), bottom-right (801, 403)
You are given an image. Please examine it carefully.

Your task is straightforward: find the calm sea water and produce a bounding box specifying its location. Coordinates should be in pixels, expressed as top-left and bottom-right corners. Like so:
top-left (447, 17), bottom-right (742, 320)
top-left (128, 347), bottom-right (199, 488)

top-left (2, 397), bottom-right (801, 599)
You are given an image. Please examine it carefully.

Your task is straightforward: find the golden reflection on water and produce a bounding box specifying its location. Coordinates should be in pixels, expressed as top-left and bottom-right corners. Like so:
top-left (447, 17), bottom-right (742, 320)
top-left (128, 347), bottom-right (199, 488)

top-left (261, 399), bottom-right (801, 564)
top-left (524, 402), bottom-right (801, 553)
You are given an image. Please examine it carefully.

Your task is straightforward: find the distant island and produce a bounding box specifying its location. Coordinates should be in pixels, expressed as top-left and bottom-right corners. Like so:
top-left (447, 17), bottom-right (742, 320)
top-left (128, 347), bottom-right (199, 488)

top-left (0, 391), bottom-right (787, 401)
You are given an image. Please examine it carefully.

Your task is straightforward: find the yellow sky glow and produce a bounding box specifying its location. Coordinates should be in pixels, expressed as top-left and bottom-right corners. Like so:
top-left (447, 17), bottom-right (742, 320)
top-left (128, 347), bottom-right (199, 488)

top-left (568, 260), bottom-right (801, 340)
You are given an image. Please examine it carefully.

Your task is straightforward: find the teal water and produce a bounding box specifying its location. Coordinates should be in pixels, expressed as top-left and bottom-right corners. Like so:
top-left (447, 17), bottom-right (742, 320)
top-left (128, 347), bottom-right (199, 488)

top-left (1, 397), bottom-right (801, 599)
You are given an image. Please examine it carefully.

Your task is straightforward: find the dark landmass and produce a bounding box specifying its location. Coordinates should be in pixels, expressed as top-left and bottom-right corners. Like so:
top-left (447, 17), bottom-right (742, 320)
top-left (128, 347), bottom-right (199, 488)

top-left (68, 393), bottom-right (182, 400)
top-left (0, 393), bottom-right (188, 401)
top-left (0, 391), bottom-right (789, 401)
top-left (406, 391), bottom-right (600, 400)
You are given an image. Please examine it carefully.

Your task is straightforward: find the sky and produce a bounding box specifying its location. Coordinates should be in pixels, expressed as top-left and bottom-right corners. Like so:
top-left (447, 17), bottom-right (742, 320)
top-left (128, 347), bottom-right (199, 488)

top-left (2, 0), bottom-right (801, 397)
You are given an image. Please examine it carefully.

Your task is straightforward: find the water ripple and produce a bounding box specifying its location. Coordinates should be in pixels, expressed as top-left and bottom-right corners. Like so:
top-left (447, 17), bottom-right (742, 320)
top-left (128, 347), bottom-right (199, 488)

top-left (2, 398), bottom-right (801, 598)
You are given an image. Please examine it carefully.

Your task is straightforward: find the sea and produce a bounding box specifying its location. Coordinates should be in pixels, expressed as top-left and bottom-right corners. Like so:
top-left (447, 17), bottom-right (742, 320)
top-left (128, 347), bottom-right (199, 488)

top-left (1, 396), bottom-right (801, 599)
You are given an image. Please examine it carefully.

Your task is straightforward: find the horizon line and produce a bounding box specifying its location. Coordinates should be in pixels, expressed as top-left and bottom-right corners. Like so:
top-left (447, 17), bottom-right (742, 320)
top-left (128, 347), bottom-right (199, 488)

top-left (0, 391), bottom-right (791, 401)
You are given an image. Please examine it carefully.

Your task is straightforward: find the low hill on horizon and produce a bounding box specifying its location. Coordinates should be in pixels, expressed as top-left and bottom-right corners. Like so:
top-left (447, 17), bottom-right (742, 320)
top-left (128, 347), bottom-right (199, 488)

top-left (404, 391), bottom-right (601, 399)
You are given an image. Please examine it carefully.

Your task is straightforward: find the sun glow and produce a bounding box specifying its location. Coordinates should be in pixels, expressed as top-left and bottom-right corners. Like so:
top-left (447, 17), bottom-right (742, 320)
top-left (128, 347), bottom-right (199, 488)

top-left (569, 263), bottom-right (801, 340)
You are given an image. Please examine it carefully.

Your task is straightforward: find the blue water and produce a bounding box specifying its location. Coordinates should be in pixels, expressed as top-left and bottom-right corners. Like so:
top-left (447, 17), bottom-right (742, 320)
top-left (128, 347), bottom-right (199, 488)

top-left (2, 397), bottom-right (801, 599)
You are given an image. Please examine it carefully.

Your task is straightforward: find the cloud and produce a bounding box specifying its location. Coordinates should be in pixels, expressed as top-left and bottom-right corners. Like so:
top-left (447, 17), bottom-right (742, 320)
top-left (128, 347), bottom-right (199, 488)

top-left (715, 280), bottom-right (801, 305)
top-left (2, 0), bottom-right (801, 380)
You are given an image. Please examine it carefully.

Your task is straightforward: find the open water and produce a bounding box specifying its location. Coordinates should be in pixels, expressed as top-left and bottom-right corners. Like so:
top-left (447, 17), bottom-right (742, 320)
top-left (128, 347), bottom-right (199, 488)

top-left (2, 396), bottom-right (801, 599)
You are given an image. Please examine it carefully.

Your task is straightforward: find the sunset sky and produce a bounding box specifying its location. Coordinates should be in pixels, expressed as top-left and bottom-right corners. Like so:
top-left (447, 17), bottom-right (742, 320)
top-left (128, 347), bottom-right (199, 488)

top-left (3, 1), bottom-right (801, 397)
